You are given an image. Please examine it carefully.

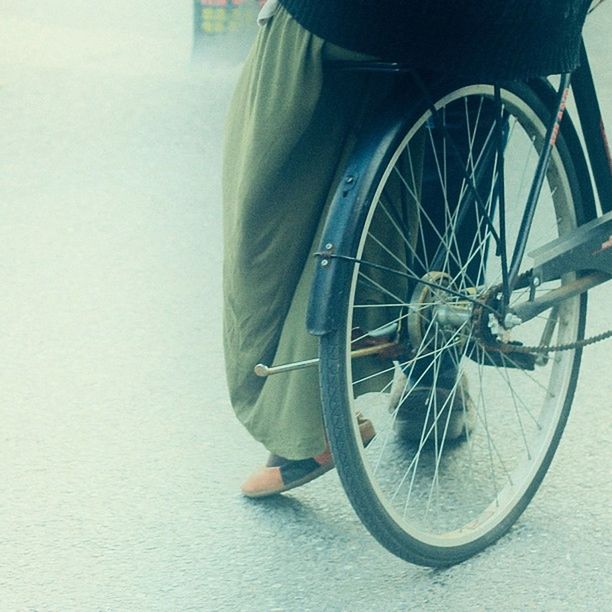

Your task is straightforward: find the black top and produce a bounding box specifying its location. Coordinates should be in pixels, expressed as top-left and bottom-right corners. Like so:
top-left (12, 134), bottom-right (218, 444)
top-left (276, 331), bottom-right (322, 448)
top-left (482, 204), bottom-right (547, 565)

top-left (279, 0), bottom-right (591, 79)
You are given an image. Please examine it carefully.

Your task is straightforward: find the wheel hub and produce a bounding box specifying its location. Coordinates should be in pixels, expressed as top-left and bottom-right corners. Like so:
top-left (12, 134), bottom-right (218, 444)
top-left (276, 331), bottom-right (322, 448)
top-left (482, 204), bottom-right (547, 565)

top-left (407, 272), bottom-right (473, 351)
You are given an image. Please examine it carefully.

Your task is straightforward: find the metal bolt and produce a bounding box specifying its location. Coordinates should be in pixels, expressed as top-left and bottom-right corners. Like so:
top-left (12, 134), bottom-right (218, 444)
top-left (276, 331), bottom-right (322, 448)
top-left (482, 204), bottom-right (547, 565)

top-left (532, 276), bottom-right (541, 287)
top-left (325, 243), bottom-right (333, 251)
top-left (321, 259), bottom-right (329, 267)
top-left (345, 176), bottom-right (354, 184)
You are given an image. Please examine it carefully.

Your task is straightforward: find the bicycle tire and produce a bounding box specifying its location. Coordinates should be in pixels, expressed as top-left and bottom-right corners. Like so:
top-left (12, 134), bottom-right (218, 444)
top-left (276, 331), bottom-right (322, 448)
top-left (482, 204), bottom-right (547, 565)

top-left (317, 78), bottom-right (591, 567)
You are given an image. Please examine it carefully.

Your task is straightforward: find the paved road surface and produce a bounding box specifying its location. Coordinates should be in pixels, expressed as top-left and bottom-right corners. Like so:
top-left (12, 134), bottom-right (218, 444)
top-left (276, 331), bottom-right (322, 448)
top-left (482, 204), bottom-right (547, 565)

top-left (0, 2), bottom-right (610, 610)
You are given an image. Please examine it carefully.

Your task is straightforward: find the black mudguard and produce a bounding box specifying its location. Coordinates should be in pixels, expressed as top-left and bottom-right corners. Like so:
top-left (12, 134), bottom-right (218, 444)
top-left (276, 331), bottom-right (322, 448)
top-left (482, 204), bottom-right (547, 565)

top-left (306, 96), bottom-right (411, 337)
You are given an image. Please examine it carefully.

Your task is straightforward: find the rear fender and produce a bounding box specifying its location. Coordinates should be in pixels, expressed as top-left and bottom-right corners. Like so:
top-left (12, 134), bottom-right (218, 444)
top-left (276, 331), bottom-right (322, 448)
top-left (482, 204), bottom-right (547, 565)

top-left (306, 100), bottom-right (410, 336)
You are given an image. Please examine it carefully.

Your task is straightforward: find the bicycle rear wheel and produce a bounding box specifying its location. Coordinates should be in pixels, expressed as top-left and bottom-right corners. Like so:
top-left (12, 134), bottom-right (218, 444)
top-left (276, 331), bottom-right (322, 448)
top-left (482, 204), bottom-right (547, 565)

top-left (318, 80), bottom-right (589, 566)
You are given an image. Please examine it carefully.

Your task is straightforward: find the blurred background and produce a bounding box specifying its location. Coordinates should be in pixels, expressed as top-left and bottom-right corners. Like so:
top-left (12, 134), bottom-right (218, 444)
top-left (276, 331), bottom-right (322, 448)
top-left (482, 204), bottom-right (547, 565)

top-left (192, 0), bottom-right (263, 58)
top-left (0, 2), bottom-right (610, 610)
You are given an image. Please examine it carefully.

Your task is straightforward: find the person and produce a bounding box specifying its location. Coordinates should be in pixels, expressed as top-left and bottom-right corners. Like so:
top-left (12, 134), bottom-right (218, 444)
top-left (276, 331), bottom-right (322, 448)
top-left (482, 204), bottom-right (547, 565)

top-left (222, 0), bottom-right (591, 498)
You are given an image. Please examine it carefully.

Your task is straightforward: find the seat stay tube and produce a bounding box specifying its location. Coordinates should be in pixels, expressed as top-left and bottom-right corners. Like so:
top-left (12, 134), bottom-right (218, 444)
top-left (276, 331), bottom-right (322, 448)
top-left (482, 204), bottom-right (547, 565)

top-left (494, 85), bottom-right (511, 309)
top-left (507, 73), bottom-right (572, 296)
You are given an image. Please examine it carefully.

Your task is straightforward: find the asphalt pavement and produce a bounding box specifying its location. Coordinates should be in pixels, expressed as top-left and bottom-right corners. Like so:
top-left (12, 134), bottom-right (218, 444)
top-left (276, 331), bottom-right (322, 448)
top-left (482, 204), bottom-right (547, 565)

top-left (0, 2), bottom-right (610, 610)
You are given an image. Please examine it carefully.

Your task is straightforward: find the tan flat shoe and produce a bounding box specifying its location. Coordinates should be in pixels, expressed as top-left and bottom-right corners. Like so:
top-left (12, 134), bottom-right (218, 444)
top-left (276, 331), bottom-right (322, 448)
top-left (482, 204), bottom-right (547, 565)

top-left (241, 415), bottom-right (375, 498)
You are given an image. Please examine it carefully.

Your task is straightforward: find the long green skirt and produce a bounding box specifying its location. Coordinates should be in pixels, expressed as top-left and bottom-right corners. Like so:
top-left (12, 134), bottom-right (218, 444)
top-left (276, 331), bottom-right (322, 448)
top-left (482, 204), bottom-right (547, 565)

top-left (222, 6), bottom-right (379, 459)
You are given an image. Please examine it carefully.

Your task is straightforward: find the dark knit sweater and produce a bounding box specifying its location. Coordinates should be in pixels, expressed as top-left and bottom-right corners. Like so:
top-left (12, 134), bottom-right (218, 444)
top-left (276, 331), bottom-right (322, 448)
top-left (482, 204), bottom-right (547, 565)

top-left (278, 0), bottom-right (591, 79)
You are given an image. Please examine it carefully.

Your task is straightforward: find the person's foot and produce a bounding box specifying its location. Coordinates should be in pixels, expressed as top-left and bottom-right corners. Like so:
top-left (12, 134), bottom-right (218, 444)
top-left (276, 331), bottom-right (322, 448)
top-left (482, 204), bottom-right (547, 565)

top-left (389, 368), bottom-right (476, 443)
top-left (240, 415), bottom-right (375, 498)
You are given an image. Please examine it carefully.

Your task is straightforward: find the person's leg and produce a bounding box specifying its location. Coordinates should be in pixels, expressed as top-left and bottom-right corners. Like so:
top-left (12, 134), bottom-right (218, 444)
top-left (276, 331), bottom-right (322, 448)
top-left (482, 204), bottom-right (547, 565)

top-left (223, 7), bottom-right (373, 468)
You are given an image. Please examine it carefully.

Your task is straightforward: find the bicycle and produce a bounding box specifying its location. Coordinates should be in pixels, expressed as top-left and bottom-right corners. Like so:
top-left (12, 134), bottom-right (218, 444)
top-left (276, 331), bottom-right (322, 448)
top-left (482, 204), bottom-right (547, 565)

top-left (254, 11), bottom-right (611, 567)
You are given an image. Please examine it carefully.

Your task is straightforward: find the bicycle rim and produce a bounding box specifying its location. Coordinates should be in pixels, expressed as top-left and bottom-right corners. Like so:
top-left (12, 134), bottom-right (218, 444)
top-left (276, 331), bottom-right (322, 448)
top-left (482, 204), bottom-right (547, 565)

top-left (320, 81), bottom-right (587, 566)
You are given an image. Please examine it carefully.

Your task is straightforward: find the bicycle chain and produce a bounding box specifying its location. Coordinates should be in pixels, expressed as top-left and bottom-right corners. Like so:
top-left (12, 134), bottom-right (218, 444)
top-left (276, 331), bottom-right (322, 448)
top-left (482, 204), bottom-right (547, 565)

top-left (485, 328), bottom-right (612, 355)
top-left (473, 271), bottom-right (612, 356)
